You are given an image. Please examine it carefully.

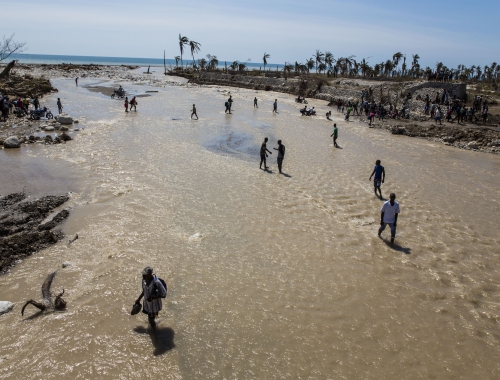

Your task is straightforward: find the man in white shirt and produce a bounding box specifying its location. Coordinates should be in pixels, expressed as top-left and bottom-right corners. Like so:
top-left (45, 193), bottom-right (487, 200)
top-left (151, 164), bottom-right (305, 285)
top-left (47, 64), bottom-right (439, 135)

top-left (135, 267), bottom-right (167, 330)
top-left (378, 193), bottom-right (400, 244)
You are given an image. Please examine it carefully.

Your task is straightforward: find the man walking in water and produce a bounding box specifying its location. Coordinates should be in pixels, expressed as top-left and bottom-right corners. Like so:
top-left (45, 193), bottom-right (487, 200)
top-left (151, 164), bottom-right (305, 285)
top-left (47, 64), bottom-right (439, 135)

top-left (254, 97), bottom-right (258, 108)
top-left (330, 123), bottom-right (338, 147)
top-left (273, 99), bottom-right (278, 113)
top-left (369, 159), bottom-right (385, 199)
top-left (75, 77), bottom-right (78, 86)
top-left (260, 137), bottom-right (272, 170)
top-left (130, 96), bottom-right (138, 111)
top-left (191, 104), bottom-right (198, 119)
top-left (273, 140), bottom-right (285, 173)
top-left (378, 193), bottom-right (400, 244)
top-left (134, 267), bottom-right (167, 330)
top-left (56, 98), bottom-right (63, 114)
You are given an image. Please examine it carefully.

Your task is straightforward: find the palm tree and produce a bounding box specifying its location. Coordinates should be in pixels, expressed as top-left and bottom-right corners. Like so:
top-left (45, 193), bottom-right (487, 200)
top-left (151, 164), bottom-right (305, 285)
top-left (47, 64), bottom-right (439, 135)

top-left (174, 56), bottom-right (180, 68)
top-left (392, 52), bottom-right (403, 75)
top-left (198, 58), bottom-right (207, 71)
top-left (314, 50), bottom-right (325, 73)
top-left (360, 58), bottom-right (371, 77)
top-left (230, 61), bottom-right (239, 71)
top-left (263, 52), bottom-right (270, 71)
top-left (189, 40), bottom-right (201, 65)
top-left (178, 34), bottom-right (189, 68)
top-left (209, 56), bottom-right (218, 71)
top-left (238, 63), bottom-right (246, 73)
top-left (306, 58), bottom-right (315, 73)
top-left (318, 62), bottom-right (327, 74)
top-left (324, 51), bottom-right (334, 70)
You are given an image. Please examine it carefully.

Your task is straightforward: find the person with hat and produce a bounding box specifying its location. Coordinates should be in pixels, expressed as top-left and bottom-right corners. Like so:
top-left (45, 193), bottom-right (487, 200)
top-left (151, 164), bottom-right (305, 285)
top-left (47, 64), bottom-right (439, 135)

top-left (134, 267), bottom-right (167, 330)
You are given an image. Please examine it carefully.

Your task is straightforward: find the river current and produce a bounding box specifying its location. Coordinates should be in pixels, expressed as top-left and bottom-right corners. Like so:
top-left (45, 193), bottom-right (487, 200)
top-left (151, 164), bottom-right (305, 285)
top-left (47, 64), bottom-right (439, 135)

top-left (1, 72), bottom-right (500, 379)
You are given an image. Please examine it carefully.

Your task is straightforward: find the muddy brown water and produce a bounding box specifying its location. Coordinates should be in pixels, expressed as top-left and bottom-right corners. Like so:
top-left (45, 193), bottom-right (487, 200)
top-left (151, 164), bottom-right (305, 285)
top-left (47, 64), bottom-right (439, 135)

top-left (1, 75), bottom-right (500, 379)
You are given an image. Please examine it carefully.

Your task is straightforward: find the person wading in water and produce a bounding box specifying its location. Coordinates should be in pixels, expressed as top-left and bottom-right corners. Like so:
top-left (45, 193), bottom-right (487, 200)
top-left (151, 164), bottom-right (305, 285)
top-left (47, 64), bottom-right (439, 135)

top-left (134, 267), bottom-right (167, 330)
top-left (260, 137), bottom-right (272, 170)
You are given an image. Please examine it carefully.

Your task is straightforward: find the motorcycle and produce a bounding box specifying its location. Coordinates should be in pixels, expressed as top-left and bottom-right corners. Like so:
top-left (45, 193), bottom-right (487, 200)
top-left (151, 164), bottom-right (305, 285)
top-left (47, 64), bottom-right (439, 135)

top-left (29, 107), bottom-right (53, 120)
top-left (111, 88), bottom-right (125, 99)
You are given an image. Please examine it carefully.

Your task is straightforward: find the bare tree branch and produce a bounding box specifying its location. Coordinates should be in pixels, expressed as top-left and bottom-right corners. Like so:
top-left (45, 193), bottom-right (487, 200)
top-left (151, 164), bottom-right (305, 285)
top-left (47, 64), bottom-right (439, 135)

top-left (0, 34), bottom-right (26, 62)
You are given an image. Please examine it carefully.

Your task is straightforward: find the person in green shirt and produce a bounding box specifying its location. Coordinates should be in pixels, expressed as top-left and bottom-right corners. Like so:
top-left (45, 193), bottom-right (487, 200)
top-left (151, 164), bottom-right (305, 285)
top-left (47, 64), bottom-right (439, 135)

top-left (330, 124), bottom-right (338, 147)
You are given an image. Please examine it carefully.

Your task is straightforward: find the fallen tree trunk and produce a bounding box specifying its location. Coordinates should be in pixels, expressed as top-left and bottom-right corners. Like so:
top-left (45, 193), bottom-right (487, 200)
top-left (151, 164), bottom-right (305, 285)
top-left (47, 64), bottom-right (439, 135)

top-left (0, 60), bottom-right (16, 79)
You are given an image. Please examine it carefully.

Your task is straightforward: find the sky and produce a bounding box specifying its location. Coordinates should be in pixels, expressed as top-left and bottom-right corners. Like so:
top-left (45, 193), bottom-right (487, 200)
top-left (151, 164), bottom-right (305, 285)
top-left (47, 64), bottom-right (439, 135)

top-left (3, 0), bottom-right (500, 69)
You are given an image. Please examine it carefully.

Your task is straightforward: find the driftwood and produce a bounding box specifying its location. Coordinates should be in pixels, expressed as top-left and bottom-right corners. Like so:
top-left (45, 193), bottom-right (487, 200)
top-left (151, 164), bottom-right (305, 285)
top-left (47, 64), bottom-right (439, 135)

top-left (0, 60), bottom-right (16, 79)
top-left (21, 272), bottom-right (66, 316)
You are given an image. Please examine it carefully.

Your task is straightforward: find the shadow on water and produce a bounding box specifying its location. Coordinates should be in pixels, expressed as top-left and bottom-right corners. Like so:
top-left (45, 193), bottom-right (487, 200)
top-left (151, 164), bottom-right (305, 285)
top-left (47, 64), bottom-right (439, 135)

top-left (383, 240), bottom-right (411, 254)
top-left (133, 326), bottom-right (175, 356)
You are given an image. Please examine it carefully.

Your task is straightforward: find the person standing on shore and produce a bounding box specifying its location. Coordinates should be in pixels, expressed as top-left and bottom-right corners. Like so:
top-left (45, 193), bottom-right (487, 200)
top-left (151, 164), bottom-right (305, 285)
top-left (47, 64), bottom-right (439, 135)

top-left (130, 96), bottom-right (138, 111)
top-left (435, 107), bottom-right (442, 125)
top-left (260, 137), bottom-right (272, 170)
top-left (191, 104), bottom-right (198, 119)
top-left (273, 99), bottom-right (278, 114)
top-left (228, 95), bottom-right (233, 112)
top-left (378, 193), bottom-right (400, 244)
top-left (330, 123), bottom-right (339, 147)
top-left (75, 77), bottom-right (78, 86)
top-left (369, 160), bottom-right (385, 199)
top-left (33, 96), bottom-right (39, 111)
top-left (254, 97), bottom-right (258, 108)
top-left (56, 98), bottom-right (63, 114)
top-left (124, 97), bottom-right (129, 112)
top-left (225, 101), bottom-right (231, 114)
top-left (134, 266), bottom-right (167, 331)
top-left (273, 140), bottom-right (285, 174)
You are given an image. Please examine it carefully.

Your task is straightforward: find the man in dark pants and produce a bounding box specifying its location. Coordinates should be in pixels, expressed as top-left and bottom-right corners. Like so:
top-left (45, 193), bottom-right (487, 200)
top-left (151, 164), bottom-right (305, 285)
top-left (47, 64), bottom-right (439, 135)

top-left (273, 140), bottom-right (285, 174)
top-left (135, 267), bottom-right (167, 330)
top-left (330, 123), bottom-right (338, 147)
top-left (57, 98), bottom-right (63, 114)
top-left (378, 193), bottom-right (400, 244)
top-left (369, 160), bottom-right (385, 199)
top-left (260, 137), bottom-right (272, 170)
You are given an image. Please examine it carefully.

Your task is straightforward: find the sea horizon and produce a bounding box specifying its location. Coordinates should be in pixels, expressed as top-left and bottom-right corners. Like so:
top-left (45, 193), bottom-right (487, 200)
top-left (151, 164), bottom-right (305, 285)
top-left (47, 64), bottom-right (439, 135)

top-left (8, 53), bottom-right (285, 70)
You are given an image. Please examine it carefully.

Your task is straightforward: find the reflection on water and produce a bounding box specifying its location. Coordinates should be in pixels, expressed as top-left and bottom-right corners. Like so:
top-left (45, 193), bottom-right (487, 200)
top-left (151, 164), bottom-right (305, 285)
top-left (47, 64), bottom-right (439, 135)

top-left (1, 77), bottom-right (500, 379)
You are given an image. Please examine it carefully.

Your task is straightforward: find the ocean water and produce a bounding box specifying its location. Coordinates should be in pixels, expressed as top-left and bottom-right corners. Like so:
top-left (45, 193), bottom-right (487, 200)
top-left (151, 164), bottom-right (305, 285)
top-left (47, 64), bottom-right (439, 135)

top-left (9, 53), bottom-right (284, 70)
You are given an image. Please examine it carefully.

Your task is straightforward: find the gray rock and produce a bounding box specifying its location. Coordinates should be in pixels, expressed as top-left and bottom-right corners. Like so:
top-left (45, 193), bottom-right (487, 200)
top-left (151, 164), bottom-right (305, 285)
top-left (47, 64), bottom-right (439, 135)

top-left (44, 126), bottom-right (55, 131)
top-left (56, 114), bottom-right (74, 124)
top-left (491, 139), bottom-right (500, 146)
top-left (0, 301), bottom-right (14, 315)
top-left (59, 133), bottom-right (72, 142)
top-left (60, 126), bottom-right (69, 131)
top-left (62, 262), bottom-right (72, 268)
top-left (442, 136), bottom-right (455, 143)
top-left (3, 136), bottom-right (21, 148)
top-left (73, 120), bottom-right (79, 123)
top-left (467, 141), bottom-right (479, 149)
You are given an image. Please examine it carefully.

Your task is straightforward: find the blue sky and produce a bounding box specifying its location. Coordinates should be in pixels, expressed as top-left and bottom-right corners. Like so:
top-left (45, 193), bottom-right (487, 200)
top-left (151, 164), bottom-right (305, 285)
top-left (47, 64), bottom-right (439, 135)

top-left (4, 0), bottom-right (499, 69)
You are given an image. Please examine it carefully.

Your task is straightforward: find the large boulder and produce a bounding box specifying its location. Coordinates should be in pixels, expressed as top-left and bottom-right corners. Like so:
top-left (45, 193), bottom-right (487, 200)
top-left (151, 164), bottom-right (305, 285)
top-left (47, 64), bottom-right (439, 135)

top-left (3, 136), bottom-right (21, 148)
top-left (59, 133), bottom-right (72, 141)
top-left (56, 113), bottom-right (74, 125)
top-left (0, 301), bottom-right (14, 315)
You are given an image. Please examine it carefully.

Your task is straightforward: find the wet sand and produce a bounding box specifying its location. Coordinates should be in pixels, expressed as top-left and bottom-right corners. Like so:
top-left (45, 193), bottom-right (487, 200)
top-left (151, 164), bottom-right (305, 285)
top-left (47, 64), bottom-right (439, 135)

top-left (0, 73), bottom-right (500, 379)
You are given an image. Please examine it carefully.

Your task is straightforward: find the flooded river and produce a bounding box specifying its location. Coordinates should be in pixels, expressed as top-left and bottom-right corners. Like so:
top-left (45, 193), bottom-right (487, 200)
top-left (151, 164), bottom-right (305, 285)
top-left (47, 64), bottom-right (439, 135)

top-left (1, 73), bottom-right (500, 379)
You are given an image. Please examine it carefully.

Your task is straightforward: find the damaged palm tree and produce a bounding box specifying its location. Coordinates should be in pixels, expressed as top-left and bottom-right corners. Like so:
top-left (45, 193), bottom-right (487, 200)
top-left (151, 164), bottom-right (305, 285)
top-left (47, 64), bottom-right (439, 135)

top-left (21, 272), bottom-right (66, 316)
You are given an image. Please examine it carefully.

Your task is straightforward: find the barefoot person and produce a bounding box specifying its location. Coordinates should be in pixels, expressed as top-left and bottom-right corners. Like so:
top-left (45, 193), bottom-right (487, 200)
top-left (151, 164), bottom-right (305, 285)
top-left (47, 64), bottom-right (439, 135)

top-left (273, 99), bottom-right (278, 113)
top-left (134, 267), bottom-right (167, 330)
top-left (260, 137), bottom-right (272, 169)
top-left (130, 96), bottom-right (138, 111)
top-left (191, 104), bottom-right (198, 119)
top-left (378, 193), bottom-right (400, 244)
top-left (124, 97), bottom-right (129, 112)
top-left (330, 123), bottom-right (338, 147)
top-left (369, 160), bottom-right (385, 199)
top-left (75, 77), bottom-right (79, 86)
top-left (254, 97), bottom-right (258, 108)
top-left (273, 140), bottom-right (285, 174)
top-left (56, 98), bottom-right (63, 114)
